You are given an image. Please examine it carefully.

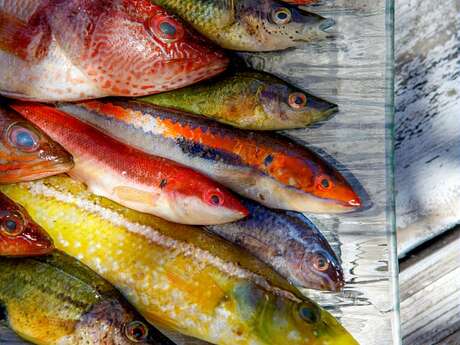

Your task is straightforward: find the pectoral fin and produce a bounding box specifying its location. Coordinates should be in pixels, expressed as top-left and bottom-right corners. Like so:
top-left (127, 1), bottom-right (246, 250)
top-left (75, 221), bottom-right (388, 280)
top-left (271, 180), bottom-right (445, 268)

top-left (0, 11), bottom-right (50, 62)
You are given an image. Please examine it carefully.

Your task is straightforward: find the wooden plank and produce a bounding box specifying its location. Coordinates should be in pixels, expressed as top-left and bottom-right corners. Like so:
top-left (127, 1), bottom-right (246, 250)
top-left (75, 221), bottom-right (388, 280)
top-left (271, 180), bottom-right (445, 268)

top-left (395, 0), bottom-right (460, 257)
top-left (400, 228), bottom-right (460, 345)
top-left (440, 330), bottom-right (460, 345)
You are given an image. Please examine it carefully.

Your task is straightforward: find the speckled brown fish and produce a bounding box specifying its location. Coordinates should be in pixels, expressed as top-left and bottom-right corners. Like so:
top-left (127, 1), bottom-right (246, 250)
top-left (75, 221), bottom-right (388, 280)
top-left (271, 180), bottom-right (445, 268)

top-left (140, 70), bottom-right (338, 130)
top-left (151, 0), bottom-right (334, 51)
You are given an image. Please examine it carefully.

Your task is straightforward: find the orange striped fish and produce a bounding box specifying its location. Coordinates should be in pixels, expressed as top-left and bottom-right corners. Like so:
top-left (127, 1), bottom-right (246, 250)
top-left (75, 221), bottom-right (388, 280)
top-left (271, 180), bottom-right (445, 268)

top-left (56, 99), bottom-right (362, 213)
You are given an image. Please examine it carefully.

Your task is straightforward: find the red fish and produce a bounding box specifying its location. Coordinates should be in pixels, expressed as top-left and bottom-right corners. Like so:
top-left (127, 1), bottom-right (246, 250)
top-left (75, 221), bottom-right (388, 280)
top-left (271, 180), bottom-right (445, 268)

top-left (0, 104), bottom-right (74, 183)
top-left (0, 192), bottom-right (54, 256)
top-left (56, 100), bottom-right (362, 213)
top-left (0, 0), bottom-right (228, 102)
top-left (11, 103), bottom-right (248, 225)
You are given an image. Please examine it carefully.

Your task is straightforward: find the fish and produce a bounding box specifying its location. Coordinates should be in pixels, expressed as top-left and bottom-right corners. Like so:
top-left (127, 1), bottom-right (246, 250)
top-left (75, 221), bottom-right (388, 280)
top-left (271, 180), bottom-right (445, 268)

top-left (11, 103), bottom-right (248, 225)
top-left (0, 176), bottom-right (360, 345)
top-left (140, 70), bottom-right (338, 130)
top-left (56, 99), bottom-right (361, 213)
top-left (207, 198), bottom-right (344, 291)
top-left (0, 104), bottom-right (73, 183)
top-left (0, 250), bottom-right (177, 345)
top-left (151, 0), bottom-right (334, 51)
top-left (0, 191), bottom-right (54, 256)
top-left (0, 0), bottom-right (228, 102)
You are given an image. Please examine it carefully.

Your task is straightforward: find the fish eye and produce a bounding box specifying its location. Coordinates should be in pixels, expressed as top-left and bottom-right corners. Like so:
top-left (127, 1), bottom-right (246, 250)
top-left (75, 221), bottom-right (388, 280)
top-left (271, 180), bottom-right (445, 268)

top-left (271, 7), bottom-right (292, 25)
top-left (124, 321), bottom-right (149, 342)
top-left (312, 253), bottom-right (330, 272)
top-left (204, 189), bottom-right (224, 207)
top-left (298, 304), bottom-right (319, 324)
top-left (6, 124), bottom-right (40, 152)
top-left (1, 212), bottom-right (25, 237)
top-left (149, 15), bottom-right (184, 43)
top-left (316, 175), bottom-right (333, 191)
top-left (288, 92), bottom-right (307, 109)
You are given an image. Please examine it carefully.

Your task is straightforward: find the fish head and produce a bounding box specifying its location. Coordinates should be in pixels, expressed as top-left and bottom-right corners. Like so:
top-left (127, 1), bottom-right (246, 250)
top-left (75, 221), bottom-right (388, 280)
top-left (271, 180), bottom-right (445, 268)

top-left (164, 170), bottom-right (249, 225)
top-left (291, 247), bottom-right (344, 291)
top-left (305, 162), bottom-right (362, 213)
top-left (0, 192), bottom-right (54, 256)
top-left (65, 299), bottom-right (170, 345)
top-left (283, 215), bottom-right (344, 291)
top-left (0, 107), bottom-right (74, 183)
top-left (257, 79), bottom-right (338, 126)
top-left (238, 1), bottom-right (333, 50)
top-left (50, 0), bottom-right (228, 97)
top-left (232, 282), bottom-right (359, 345)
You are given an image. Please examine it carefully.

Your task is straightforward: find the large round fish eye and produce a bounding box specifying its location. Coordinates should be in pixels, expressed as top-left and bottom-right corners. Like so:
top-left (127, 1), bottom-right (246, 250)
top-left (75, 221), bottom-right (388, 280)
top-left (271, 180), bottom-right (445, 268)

top-left (288, 92), bottom-right (308, 109)
top-left (298, 303), bottom-right (319, 323)
top-left (271, 7), bottom-right (292, 25)
top-left (124, 320), bottom-right (149, 342)
top-left (204, 189), bottom-right (224, 207)
top-left (312, 252), bottom-right (330, 272)
top-left (316, 175), bottom-right (334, 191)
top-left (149, 15), bottom-right (184, 43)
top-left (0, 212), bottom-right (25, 237)
top-left (7, 124), bottom-right (40, 153)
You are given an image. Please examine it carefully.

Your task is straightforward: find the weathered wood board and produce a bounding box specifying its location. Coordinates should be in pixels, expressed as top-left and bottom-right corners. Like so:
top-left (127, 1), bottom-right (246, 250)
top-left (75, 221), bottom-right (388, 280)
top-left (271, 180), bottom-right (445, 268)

top-left (395, 0), bottom-right (460, 257)
top-left (0, 0), bottom-right (398, 344)
top-left (400, 227), bottom-right (460, 344)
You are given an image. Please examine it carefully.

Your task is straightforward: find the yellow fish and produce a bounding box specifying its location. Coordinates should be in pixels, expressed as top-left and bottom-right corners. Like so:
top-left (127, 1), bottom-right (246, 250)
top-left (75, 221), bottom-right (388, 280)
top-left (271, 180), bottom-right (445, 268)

top-left (0, 176), bottom-right (359, 345)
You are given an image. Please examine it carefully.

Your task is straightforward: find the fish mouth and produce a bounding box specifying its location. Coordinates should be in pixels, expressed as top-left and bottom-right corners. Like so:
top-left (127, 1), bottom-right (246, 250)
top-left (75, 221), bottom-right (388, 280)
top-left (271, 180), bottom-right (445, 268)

top-left (157, 54), bottom-right (228, 91)
top-left (182, 207), bottom-right (248, 225)
top-left (295, 15), bottom-right (336, 41)
top-left (174, 196), bottom-right (247, 225)
top-left (0, 160), bottom-right (74, 183)
top-left (319, 18), bottom-right (336, 32)
top-left (286, 191), bottom-right (361, 213)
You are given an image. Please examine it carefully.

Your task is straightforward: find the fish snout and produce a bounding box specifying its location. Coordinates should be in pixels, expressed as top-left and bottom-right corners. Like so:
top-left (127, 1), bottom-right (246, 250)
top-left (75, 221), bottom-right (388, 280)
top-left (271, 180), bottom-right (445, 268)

top-left (23, 223), bottom-right (55, 255)
top-left (319, 18), bottom-right (336, 32)
top-left (38, 141), bottom-right (74, 167)
top-left (297, 12), bottom-right (336, 39)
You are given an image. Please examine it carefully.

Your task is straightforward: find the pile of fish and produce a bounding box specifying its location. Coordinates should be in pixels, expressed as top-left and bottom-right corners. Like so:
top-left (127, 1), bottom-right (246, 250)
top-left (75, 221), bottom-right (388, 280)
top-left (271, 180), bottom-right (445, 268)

top-left (0, 1), bottom-right (363, 345)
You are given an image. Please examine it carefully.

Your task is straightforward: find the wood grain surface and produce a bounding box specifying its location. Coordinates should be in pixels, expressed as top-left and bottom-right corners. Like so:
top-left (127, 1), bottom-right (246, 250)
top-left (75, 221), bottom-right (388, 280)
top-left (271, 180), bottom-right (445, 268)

top-left (400, 227), bottom-right (460, 344)
top-left (395, 0), bottom-right (460, 257)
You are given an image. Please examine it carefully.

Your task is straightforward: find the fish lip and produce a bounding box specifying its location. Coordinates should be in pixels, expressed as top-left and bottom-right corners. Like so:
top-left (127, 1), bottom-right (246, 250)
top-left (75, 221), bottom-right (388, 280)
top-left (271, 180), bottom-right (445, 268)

top-left (0, 160), bottom-right (74, 182)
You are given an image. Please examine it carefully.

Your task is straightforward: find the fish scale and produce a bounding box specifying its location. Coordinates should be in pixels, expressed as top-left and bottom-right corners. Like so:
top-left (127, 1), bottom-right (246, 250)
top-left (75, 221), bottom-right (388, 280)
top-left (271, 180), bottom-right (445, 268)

top-left (0, 176), bottom-right (359, 345)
